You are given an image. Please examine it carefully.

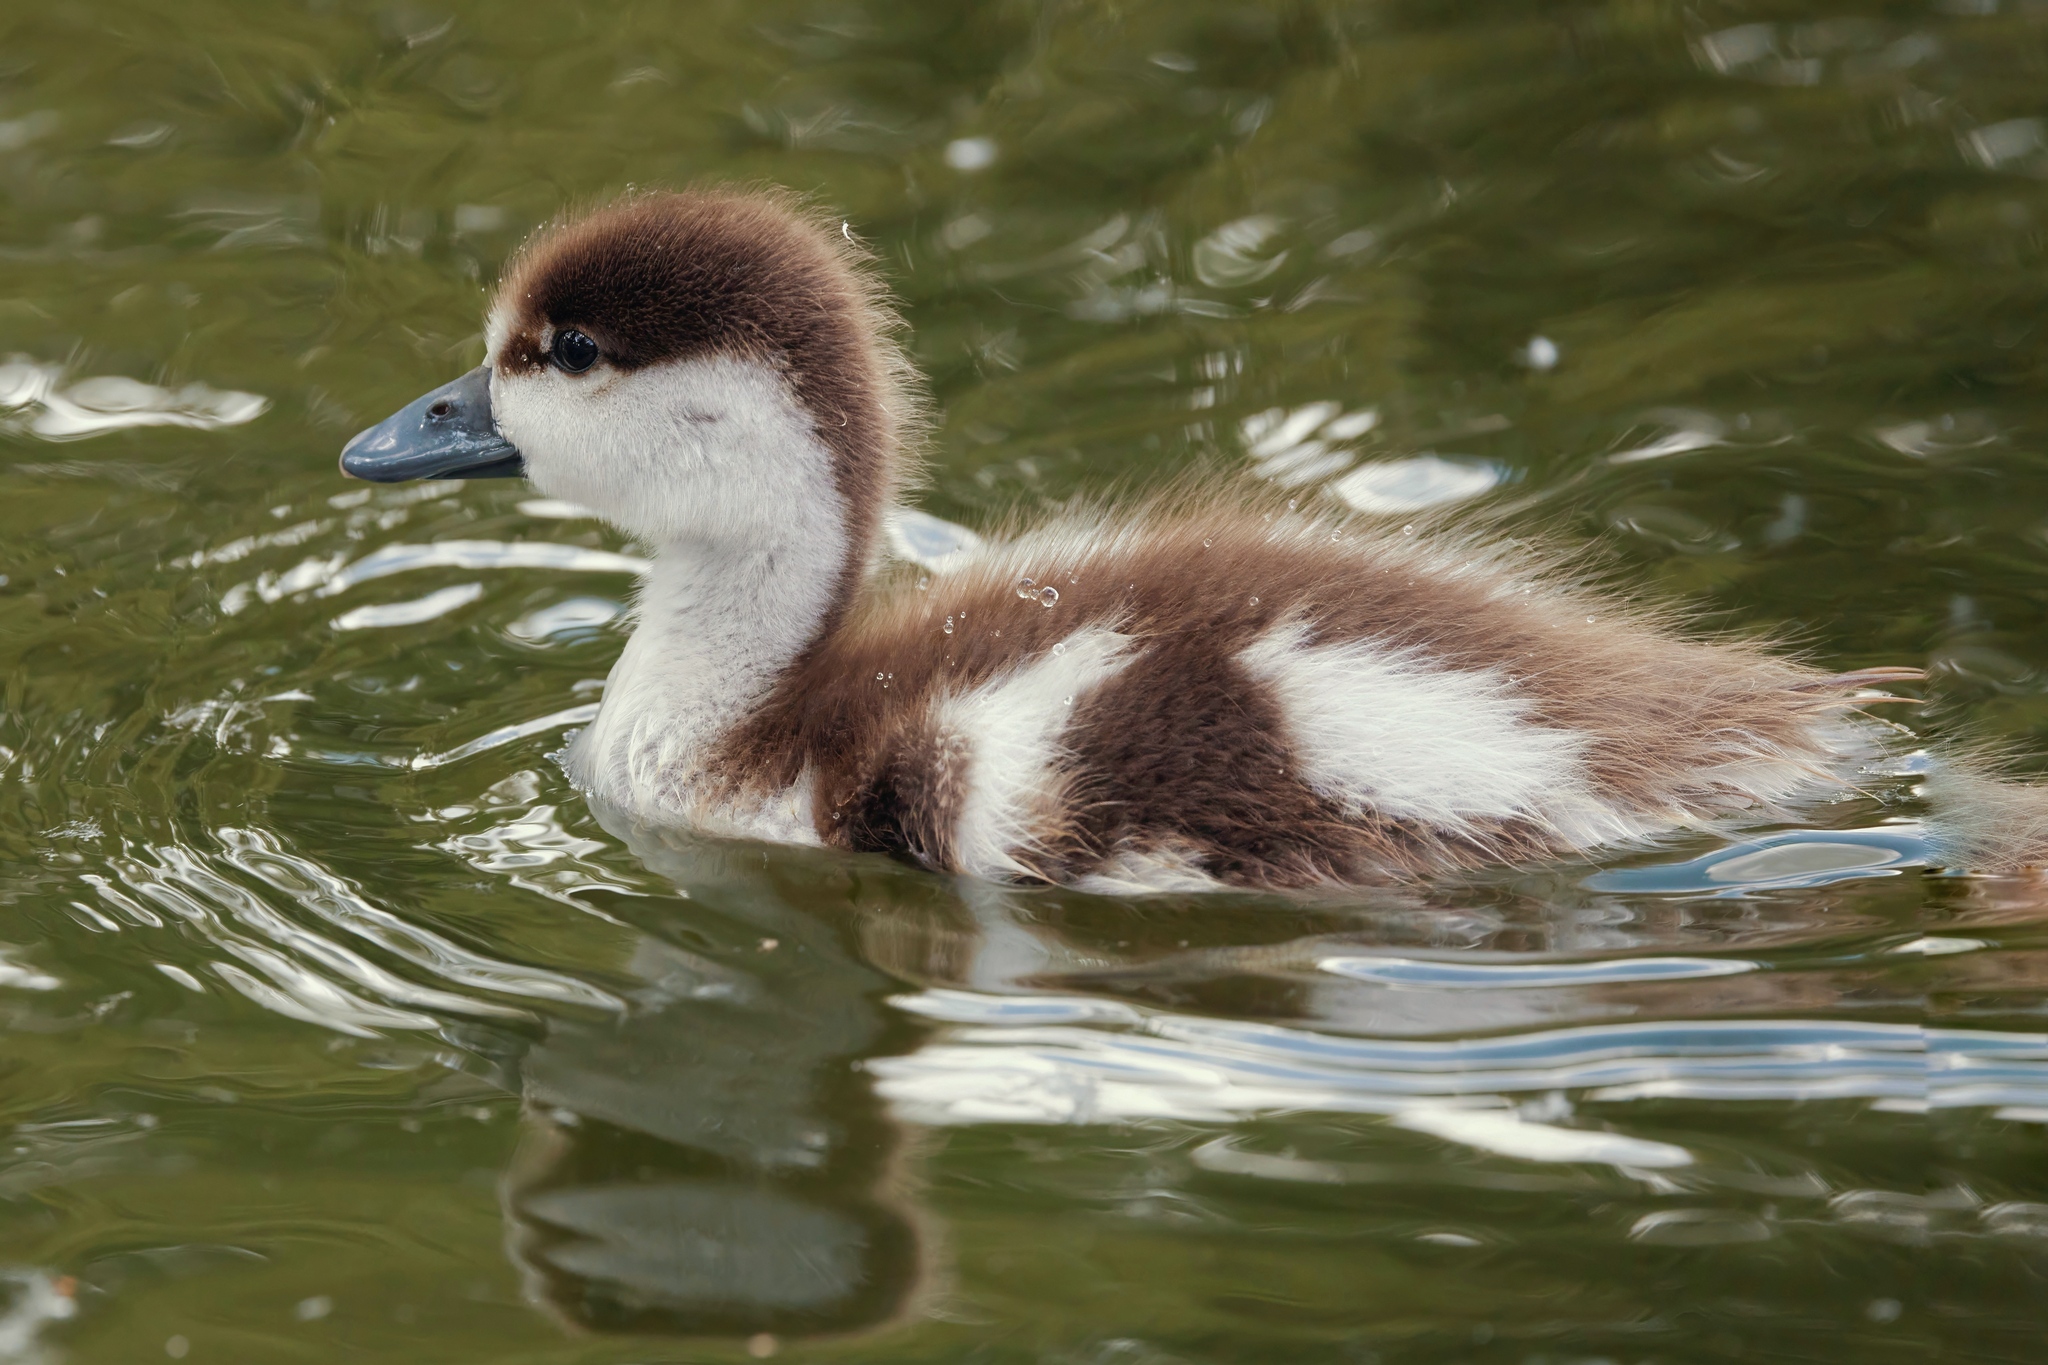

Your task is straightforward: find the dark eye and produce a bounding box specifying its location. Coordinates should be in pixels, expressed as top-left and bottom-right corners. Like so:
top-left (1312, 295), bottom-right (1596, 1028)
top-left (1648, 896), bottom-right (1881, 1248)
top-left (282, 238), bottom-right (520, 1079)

top-left (551, 328), bottom-right (599, 374)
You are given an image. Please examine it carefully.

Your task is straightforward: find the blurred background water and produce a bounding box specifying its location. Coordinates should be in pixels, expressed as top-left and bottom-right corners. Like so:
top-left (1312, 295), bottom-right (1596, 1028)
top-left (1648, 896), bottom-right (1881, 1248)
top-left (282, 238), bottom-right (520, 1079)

top-left (2, 0), bottom-right (2048, 1360)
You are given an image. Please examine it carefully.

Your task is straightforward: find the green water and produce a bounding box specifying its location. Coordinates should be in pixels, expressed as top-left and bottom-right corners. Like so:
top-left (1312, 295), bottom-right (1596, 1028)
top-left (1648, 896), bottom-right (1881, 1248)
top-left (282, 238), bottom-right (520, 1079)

top-left (4, 0), bottom-right (2048, 1360)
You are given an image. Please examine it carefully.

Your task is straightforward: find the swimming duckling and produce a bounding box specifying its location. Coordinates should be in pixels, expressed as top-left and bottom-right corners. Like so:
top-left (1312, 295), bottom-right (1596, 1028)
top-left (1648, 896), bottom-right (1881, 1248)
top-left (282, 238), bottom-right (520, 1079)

top-left (340, 188), bottom-right (2022, 891)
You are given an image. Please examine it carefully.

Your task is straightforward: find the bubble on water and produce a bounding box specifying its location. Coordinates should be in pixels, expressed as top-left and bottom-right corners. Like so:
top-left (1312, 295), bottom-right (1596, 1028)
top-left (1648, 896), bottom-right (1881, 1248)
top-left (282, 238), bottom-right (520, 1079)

top-left (1015, 575), bottom-right (1036, 600)
top-left (1038, 586), bottom-right (1059, 607)
top-left (944, 136), bottom-right (998, 172)
top-left (943, 616), bottom-right (954, 635)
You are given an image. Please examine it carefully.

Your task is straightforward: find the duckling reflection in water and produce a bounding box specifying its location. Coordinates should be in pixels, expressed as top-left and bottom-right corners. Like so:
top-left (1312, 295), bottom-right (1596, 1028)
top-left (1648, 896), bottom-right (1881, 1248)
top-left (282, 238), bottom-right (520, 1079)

top-left (491, 812), bottom-right (1404, 1342)
top-left (488, 804), bottom-right (2015, 1342)
top-left (343, 186), bottom-right (2048, 887)
top-left (496, 820), bottom-right (932, 1341)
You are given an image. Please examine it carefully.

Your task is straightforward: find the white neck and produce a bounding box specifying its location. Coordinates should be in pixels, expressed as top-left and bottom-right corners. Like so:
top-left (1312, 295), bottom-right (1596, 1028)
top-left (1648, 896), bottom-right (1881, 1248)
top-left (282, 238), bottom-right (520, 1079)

top-left (499, 351), bottom-right (868, 832)
top-left (563, 492), bottom-right (851, 827)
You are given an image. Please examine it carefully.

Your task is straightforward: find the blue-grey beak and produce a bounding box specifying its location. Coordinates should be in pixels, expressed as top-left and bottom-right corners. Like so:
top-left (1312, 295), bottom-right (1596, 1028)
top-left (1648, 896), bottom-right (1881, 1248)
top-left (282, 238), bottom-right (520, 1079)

top-left (339, 365), bottom-right (524, 482)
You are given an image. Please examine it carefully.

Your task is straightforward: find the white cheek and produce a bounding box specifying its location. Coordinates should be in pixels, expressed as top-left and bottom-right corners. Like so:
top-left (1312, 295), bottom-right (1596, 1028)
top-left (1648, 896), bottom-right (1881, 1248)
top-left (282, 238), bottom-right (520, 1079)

top-left (492, 354), bottom-right (840, 546)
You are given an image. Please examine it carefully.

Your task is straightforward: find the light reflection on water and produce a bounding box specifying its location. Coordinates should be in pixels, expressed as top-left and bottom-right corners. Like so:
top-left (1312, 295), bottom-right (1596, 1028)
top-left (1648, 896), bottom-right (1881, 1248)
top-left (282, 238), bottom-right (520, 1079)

top-left (1584, 826), bottom-right (1936, 894)
top-left (5, 0), bottom-right (2048, 1359)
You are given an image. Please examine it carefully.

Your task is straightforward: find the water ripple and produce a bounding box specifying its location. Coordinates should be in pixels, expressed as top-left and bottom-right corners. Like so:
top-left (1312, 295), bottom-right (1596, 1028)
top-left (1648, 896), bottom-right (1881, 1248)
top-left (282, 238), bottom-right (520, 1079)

top-left (875, 990), bottom-right (2046, 1150)
top-left (409, 703), bottom-right (601, 770)
top-left (76, 827), bottom-right (621, 1037)
top-left (1318, 955), bottom-right (1757, 988)
top-left (0, 354), bottom-right (266, 440)
top-left (1584, 826), bottom-right (1932, 893)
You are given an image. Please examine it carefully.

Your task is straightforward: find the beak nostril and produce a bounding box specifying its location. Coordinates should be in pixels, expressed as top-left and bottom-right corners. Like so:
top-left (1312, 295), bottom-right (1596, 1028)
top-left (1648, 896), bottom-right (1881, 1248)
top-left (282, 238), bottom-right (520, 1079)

top-left (341, 365), bottom-right (514, 481)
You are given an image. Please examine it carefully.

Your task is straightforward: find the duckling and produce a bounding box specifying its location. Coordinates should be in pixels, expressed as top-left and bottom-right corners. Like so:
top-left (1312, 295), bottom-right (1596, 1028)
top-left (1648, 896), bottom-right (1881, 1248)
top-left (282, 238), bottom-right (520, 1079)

top-left (339, 187), bottom-right (2021, 891)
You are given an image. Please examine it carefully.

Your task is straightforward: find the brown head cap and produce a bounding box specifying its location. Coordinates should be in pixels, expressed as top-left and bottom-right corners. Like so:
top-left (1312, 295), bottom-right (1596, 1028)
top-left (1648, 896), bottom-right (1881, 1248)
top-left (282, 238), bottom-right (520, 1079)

top-left (492, 187), bottom-right (924, 571)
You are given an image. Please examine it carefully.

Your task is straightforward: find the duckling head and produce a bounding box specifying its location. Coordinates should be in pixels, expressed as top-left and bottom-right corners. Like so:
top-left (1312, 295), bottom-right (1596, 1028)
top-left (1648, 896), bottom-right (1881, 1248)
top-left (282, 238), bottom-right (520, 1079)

top-left (342, 188), bottom-right (920, 561)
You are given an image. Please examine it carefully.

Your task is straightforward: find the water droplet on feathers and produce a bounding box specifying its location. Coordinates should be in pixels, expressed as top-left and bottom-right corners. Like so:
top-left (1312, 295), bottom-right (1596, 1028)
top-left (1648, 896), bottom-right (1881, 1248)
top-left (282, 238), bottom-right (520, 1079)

top-left (1015, 575), bottom-right (1036, 599)
top-left (1038, 586), bottom-right (1059, 607)
top-left (943, 616), bottom-right (954, 634)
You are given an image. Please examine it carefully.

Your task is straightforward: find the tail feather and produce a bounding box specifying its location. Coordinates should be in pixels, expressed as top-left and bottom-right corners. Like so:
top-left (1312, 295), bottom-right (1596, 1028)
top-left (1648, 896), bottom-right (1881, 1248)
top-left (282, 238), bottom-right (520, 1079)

top-left (1793, 666), bottom-right (1928, 694)
top-left (1922, 762), bottom-right (2048, 874)
top-left (1788, 665), bottom-right (2048, 874)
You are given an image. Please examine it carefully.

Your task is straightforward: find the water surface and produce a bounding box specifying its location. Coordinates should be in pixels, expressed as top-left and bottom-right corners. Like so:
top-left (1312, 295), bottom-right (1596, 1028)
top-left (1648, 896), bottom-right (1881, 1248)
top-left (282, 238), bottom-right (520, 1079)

top-left (3, 1), bottom-right (2048, 1361)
